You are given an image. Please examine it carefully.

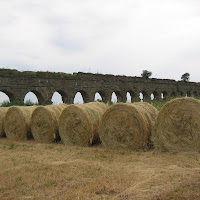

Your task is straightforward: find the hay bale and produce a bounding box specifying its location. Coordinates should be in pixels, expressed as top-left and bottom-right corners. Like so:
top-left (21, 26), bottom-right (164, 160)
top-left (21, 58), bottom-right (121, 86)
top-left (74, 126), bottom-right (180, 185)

top-left (152, 97), bottom-right (200, 152)
top-left (4, 106), bottom-right (36, 140)
top-left (0, 107), bottom-right (9, 137)
top-left (99, 102), bottom-right (158, 150)
top-left (59, 102), bottom-right (108, 146)
top-left (31, 104), bottom-right (67, 143)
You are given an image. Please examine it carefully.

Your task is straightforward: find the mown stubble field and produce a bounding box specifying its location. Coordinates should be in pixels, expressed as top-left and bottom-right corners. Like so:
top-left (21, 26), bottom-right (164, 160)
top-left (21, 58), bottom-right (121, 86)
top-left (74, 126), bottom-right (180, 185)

top-left (0, 138), bottom-right (200, 200)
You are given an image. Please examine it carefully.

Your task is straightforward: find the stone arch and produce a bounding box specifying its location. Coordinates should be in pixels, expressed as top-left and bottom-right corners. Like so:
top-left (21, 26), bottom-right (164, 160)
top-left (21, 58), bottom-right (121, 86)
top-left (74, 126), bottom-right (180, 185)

top-left (91, 90), bottom-right (111, 103)
top-left (139, 92), bottom-right (143, 102)
top-left (141, 90), bottom-right (150, 102)
top-left (73, 90), bottom-right (94, 104)
top-left (110, 91), bottom-right (124, 103)
top-left (126, 92), bottom-right (131, 103)
top-left (150, 93), bottom-right (154, 101)
top-left (74, 92), bottom-right (84, 104)
top-left (24, 90), bottom-right (45, 105)
top-left (79, 90), bottom-right (91, 103)
top-left (0, 90), bottom-right (15, 103)
top-left (74, 90), bottom-right (93, 104)
top-left (51, 91), bottom-right (66, 104)
top-left (151, 91), bottom-right (160, 101)
top-left (57, 90), bottom-right (68, 103)
top-left (24, 91), bottom-right (39, 104)
top-left (115, 91), bottom-right (124, 102)
top-left (111, 92), bottom-right (118, 104)
top-left (127, 90), bottom-right (138, 102)
top-left (94, 92), bottom-right (103, 102)
top-left (0, 91), bottom-right (10, 104)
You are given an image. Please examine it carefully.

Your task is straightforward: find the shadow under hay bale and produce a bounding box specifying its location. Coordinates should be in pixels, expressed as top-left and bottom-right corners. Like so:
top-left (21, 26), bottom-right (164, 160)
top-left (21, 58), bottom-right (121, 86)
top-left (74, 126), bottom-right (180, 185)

top-left (31, 104), bottom-right (67, 143)
top-left (0, 107), bottom-right (9, 137)
top-left (59, 102), bottom-right (108, 146)
top-left (99, 102), bottom-right (158, 150)
top-left (152, 97), bottom-right (200, 152)
top-left (4, 106), bottom-right (37, 140)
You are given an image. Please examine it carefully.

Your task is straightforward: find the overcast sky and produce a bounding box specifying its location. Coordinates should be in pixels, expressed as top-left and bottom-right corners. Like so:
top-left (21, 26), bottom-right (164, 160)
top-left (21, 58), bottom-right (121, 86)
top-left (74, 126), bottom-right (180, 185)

top-left (0, 0), bottom-right (200, 84)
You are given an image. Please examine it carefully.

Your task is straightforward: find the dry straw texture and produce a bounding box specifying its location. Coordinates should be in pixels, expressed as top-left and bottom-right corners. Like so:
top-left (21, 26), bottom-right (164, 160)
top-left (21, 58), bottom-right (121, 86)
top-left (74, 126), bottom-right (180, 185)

top-left (31, 104), bottom-right (67, 143)
top-left (59, 102), bottom-right (107, 146)
top-left (99, 102), bottom-right (158, 150)
top-left (152, 97), bottom-right (200, 152)
top-left (4, 106), bottom-right (36, 140)
top-left (0, 107), bottom-right (9, 137)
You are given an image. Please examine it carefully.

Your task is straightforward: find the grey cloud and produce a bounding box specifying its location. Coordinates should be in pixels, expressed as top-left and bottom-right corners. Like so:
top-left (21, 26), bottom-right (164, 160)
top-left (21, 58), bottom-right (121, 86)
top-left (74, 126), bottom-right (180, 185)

top-left (0, 0), bottom-right (200, 83)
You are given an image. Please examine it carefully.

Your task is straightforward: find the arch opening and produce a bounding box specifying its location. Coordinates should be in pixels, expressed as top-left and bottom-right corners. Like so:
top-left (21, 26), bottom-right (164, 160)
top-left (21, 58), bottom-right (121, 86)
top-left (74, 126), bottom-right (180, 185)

top-left (161, 91), bottom-right (167, 101)
top-left (152, 91), bottom-right (159, 101)
top-left (74, 92), bottom-right (84, 104)
top-left (0, 91), bottom-right (10, 105)
top-left (24, 91), bottom-right (38, 104)
top-left (151, 93), bottom-right (154, 101)
top-left (111, 92), bottom-right (117, 104)
top-left (126, 92), bottom-right (131, 103)
top-left (127, 91), bottom-right (138, 102)
top-left (141, 91), bottom-right (149, 102)
top-left (94, 92), bottom-right (102, 102)
top-left (139, 92), bottom-right (143, 102)
top-left (51, 91), bottom-right (64, 105)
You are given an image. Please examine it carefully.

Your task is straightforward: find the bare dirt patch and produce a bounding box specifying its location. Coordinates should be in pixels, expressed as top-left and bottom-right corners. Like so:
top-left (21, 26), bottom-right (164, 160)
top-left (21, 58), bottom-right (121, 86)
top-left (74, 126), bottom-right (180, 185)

top-left (0, 138), bottom-right (200, 200)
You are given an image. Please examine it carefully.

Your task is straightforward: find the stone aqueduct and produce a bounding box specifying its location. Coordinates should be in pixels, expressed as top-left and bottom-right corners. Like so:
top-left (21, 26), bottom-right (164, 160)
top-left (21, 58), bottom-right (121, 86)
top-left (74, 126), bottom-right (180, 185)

top-left (0, 69), bottom-right (200, 105)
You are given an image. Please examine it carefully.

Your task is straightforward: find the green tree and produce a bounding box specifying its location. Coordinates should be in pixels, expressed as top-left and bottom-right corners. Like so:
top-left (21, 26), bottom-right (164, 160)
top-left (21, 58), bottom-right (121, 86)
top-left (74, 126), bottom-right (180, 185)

top-left (181, 73), bottom-right (190, 82)
top-left (141, 70), bottom-right (152, 78)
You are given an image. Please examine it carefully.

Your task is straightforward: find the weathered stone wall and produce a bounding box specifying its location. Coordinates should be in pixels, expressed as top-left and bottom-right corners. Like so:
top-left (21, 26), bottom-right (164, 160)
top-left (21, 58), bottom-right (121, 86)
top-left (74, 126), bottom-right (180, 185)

top-left (0, 69), bottom-right (199, 104)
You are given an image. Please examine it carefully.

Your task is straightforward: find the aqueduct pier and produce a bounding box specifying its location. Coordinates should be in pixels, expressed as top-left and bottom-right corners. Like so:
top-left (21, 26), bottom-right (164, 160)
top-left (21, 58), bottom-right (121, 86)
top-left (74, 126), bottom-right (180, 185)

top-left (0, 69), bottom-right (200, 105)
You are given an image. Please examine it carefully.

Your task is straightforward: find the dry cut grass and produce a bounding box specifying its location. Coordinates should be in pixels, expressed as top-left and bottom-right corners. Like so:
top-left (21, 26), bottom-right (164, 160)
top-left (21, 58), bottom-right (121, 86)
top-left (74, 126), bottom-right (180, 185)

top-left (0, 138), bottom-right (200, 200)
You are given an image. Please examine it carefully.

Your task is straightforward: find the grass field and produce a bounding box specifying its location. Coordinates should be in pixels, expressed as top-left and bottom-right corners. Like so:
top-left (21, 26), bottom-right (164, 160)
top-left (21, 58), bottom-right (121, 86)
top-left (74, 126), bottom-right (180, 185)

top-left (0, 138), bottom-right (200, 200)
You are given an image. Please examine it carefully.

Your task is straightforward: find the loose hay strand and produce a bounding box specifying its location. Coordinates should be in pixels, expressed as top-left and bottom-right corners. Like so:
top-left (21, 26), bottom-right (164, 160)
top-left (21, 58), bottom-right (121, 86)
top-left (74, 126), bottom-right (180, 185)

top-left (99, 102), bottom-right (158, 150)
top-left (152, 97), bottom-right (200, 152)
top-left (59, 102), bottom-right (107, 146)
top-left (31, 104), bottom-right (67, 143)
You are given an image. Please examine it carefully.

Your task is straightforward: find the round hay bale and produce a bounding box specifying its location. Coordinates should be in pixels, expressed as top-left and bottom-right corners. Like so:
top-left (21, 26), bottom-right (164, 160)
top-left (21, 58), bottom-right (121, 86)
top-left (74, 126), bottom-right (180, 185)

top-left (31, 104), bottom-right (67, 143)
top-left (99, 102), bottom-right (158, 150)
top-left (4, 106), bottom-right (37, 140)
top-left (152, 97), bottom-right (200, 152)
top-left (59, 102), bottom-right (108, 146)
top-left (0, 107), bottom-right (9, 137)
